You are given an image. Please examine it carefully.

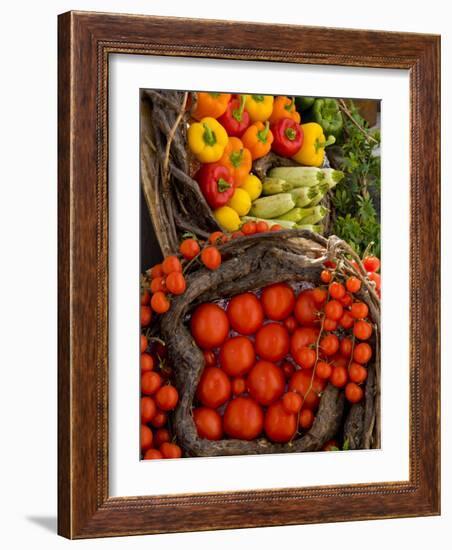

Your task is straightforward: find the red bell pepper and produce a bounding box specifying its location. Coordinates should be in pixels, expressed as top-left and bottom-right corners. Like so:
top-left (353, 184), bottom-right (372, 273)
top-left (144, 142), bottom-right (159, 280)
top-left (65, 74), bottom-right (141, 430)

top-left (218, 95), bottom-right (250, 137)
top-left (270, 117), bottom-right (304, 157)
top-left (195, 164), bottom-right (234, 209)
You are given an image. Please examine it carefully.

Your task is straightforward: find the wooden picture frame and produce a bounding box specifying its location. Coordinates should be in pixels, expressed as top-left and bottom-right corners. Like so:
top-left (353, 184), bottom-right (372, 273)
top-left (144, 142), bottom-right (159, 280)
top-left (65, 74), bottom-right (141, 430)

top-left (58, 11), bottom-right (440, 538)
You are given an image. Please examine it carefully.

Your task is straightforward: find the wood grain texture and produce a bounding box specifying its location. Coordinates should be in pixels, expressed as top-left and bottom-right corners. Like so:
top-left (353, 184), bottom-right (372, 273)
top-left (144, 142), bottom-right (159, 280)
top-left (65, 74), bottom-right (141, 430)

top-left (58, 10), bottom-right (440, 539)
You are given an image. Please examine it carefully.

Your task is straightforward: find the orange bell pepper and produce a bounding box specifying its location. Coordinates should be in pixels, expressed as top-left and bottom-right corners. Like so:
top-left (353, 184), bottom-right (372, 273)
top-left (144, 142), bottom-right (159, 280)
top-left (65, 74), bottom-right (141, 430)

top-left (241, 121), bottom-right (274, 160)
top-left (191, 92), bottom-right (231, 121)
top-left (269, 96), bottom-right (301, 124)
top-left (217, 137), bottom-right (252, 186)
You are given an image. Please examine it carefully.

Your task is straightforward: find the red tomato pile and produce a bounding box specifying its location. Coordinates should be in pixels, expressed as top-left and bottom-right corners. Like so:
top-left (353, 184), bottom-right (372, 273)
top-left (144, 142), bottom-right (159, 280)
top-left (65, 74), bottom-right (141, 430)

top-left (190, 267), bottom-right (379, 444)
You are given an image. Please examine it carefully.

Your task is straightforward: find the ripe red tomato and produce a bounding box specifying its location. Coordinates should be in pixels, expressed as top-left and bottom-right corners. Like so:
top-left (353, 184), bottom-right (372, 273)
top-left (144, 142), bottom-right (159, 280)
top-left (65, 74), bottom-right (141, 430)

top-left (196, 366), bottom-right (231, 408)
top-left (332, 355), bottom-right (348, 369)
top-left (353, 342), bottom-right (372, 364)
top-left (179, 238), bottom-right (200, 260)
top-left (282, 391), bottom-right (303, 414)
top-left (282, 361), bottom-right (295, 379)
top-left (256, 221), bottom-right (269, 233)
top-left (247, 360), bottom-right (285, 405)
top-left (141, 371), bottom-right (162, 395)
top-left (232, 377), bottom-right (246, 395)
top-left (141, 424), bottom-right (153, 451)
top-left (299, 408), bottom-right (315, 430)
top-left (208, 231), bottom-right (228, 245)
top-left (289, 369), bottom-right (326, 409)
top-left (140, 353), bottom-right (154, 372)
top-left (155, 385), bottom-right (179, 411)
top-left (231, 230), bottom-right (244, 239)
top-left (241, 221), bottom-right (257, 235)
top-left (346, 276), bottom-right (361, 293)
top-left (141, 396), bottom-right (157, 423)
top-left (264, 401), bottom-right (297, 443)
top-left (261, 283), bottom-right (295, 320)
top-left (151, 291), bottom-right (170, 314)
top-left (223, 397), bottom-right (264, 440)
top-left (283, 315), bottom-right (298, 333)
top-left (320, 270), bottom-right (332, 283)
top-left (143, 449), bottom-right (163, 460)
top-left (323, 318), bottom-right (337, 331)
top-left (368, 271), bottom-right (381, 290)
top-left (353, 320), bottom-right (373, 340)
top-left (154, 428), bottom-right (170, 447)
top-left (339, 311), bottom-right (354, 329)
top-left (140, 306), bottom-right (152, 326)
top-left (160, 442), bottom-right (182, 459)
top-left (292, 346), bottom-right (316, 369)
top-left (340, 293), bottom-right (353, 307)
top-left (201, 246), bottom-right (222, 270)
top-left (316, 361), bottom-right (332, 380)
top-left (290, 327), bottom-right (318, 367)
top-left (294, 290), bottom-right (318, 326)
top-left (141, 290), bottom-right (150, 305)
top-left (363, 256), bottom-right (380, 273)
top-left (330, 365), bottom-right (348, 388)
top-left (140, 334), bottom-right (148, 353)
top-left (320, 334), bottom-right (339, 356)
top-left (162, 255), bottom-right (182, 275)
top-left (226, 293), bottom-right (264, 335)
top-left (150, 264), bottom-right (164, 278)
top-left (150, 410), bottom-right (167, 428)
top-left (165, 272), bottom-right (186, 295)
top-left (193, 407), bottom-right (223, 440)
top-left (219, 336), bottom-right (255, 377)
top-left (351, 301), bottom-right (369, 320)
top-left (340, 337), bottom-right (353, 358)
top-left (255, 323), bottom-right (290, 362)
top-left (329, 282), bottom-right (345, 299)
top-left (203, 350), bottom-right (216, 367)
top-left (349, 362), bottom-right (368, 384)
top-left (270, 224), bottom-right (283, 232)
top-left (324, 300), bottom-right (343, 321)
top-left (312, 287), bottom-right (328, 306)
top-left (150, 276), bottom-right (167, 294)
top-left (345, 382), bottom-right (364, 403)
top-left (191, 303), bottom-right (230, 350)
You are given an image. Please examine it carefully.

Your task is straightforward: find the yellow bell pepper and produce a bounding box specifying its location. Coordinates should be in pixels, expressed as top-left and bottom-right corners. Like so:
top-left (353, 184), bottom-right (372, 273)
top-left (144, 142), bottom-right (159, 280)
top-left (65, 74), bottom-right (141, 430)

top-left (244, 95), bottom-right (274, 122)
top-left (227, 188), bottom-right (252, 216)
top-left (188, 117), bottom-right (228, 163)
top-left (240, 174), bottom-right (262, 201)
top-left (213, 206), bottom-right (241, 232)
top-left (291, 122), bottom-right (335, 167)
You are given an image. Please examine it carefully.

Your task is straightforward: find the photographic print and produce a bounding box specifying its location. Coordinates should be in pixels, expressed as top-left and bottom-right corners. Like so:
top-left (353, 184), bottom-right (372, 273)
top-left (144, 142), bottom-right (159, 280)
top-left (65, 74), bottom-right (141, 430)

top-left (139, 90), bottom-right (381, 460)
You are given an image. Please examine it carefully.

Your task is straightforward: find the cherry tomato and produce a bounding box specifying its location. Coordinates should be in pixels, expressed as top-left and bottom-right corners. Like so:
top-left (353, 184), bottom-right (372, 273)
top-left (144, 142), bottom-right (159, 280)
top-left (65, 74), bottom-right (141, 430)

top-left (160, 442), bottom-right (182, 459)
top-left (179, 238), bottom-right (200, 260)
top-left (191, 303), bottom-right (230, 350)
top-left (282, 391), bottom-right (303, 414)
top-left (339, 311), bottom-right (354, 329)
top-left (154, 428), bottom-right (170, 447)
top-left (323, 318), bottom-right (337, 331)
top-left (140, 334), bottom-right (148, 353)
top-left (261, 283), bottom-right (295, 321)
top-left (329, 282), bottom-right (345, 299)
top-left (330, 365), bottom-right (348, 388)
top-left (247, 360), bottom-right (285, 406)
top-left (232, 377), bottom-right (246, 395)
top-left (340, 337), bottom-right (353, 358)
top-left (284, 315), bottom-right (298, 334)
top-left (231, 230), bottom-right (245, 239)
top-left (289, 369), bottom-right (326, 409)
top-left (143, 449), bottom-right (163, 460)
top-left (196, 366), bottom-right (231, 408)
top-left (141, 424), bottom-right (153, 451)
top-left (208, 231), bottom-right (228, 245)
top-left (140, 306), bottom-right (152, 326)
top-left (294, 290), bottom-right (318, 326)
top-left (151, 291), bottom-right (170, 314)
top-left (141, 371), bottom-right (162, 395)
top-left (349, 362), bottom-right (368, 384)
top-left (162, 255), bottom-right (182, 275)
top-left (256, 221), bottom-right (269, 233)
top-left (363, 256), bottom-right (380, 273)
top-left (351, 301), bottom-right (369, 320)
top-left (290, 327), bottom-right (318, 364)
top-left (203, 350), bottom-right (216, 367)
top-left (320, 334), bottom-right (339, 356)
top-left (332, 355), bottom-right (348, 369)
top-left (282, 361), bottom-right (295, 379)
top-left (312, 287), bottom-right (328, 305)
top-left (324, 300), bottom-right (343, 321)
top-left (140, 353), bottom-right (154, 372)
top-left (201, 246), bottom-right (222, 270)
top-left (150, 276), bottom-right (167, 294)
top-left (150, 263), bottom-right (164, 279)
top-left (368, 272), bottom-right (381, 290)
top-left (270, 224), bottom-right (283, 231)
top-left (353, 320), bottom-right (373, 340)
top-left (292, 346), bottom-right (316, 369)
top-left (316, 361), bottom-right (332, 380)
top-left (340, 293), bottom-right (353, 307)
top-left (346, 276), bottom-right (361, 293)
top-left (141, 290), bottom-right (150, 305)
top-left (324, 260), bottom-right (337, 269)
top-left (165, 272), bottom-right (186, 295)
top-left (219, 335), bottom-right (255, 377)
top-left (241, 221), bottom-right (257, 235)
top-left (150, 410), bottom-right (167, 428)
top-left (141, 396), bottom-right (157, 423)
top-left (193, 407), bottom-right (223, 440)
top-left (223, 397), bottom-right (264, 440)
top-left (353, 342), bottom-right (372, 364)
top-left (255, 323), bottom-right (290, 362)
top-left (345, 382), bottom-right (364, 403)
top-left (227, 293), bottom-right (264, 335)
top-left (155, 385), bottom-right (179, 411)
top-left (320, 270), bottom-right (332, 283)
top-left (322, 439), bottom-right (339, 451)
top-left (264, 401), bottom-right (297, 443)
top-left (299, 408), bottom-right (315, 430)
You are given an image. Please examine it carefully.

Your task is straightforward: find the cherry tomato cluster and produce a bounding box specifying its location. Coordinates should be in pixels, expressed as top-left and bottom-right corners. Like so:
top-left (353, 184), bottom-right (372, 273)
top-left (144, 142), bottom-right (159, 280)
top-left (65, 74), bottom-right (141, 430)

top-left (190, 267), bottom-right (378, 444)
top-left (140, 335), bottom-right (182, 459)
